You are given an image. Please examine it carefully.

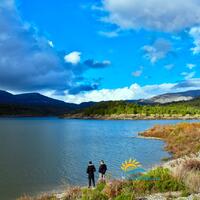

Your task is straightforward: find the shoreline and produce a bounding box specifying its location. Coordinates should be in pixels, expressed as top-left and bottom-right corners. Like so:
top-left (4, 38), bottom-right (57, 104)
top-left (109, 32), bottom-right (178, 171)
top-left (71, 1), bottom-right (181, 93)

top-left (1, 114), bottom-right (200, 120)
top-left (136, 135), bottom-right (163, 140)
top-left (63, 114), bottom-right (200, 120)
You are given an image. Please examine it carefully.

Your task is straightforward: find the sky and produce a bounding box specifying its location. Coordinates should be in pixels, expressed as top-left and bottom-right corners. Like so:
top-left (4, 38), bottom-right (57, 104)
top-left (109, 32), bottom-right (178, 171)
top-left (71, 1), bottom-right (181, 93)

top-left (1, 0), bottom-right (200, 103)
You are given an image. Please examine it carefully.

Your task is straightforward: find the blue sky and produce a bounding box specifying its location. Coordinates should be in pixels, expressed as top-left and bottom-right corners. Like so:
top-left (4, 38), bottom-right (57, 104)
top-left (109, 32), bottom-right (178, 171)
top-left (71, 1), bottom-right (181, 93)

top-left (1, 0), bottom-right (200, 103)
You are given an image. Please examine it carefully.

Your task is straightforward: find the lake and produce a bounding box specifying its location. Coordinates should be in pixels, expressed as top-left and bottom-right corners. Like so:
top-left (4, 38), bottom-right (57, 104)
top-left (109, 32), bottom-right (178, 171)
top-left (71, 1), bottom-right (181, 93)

top-left (0, 118), bottom-right (197, 200)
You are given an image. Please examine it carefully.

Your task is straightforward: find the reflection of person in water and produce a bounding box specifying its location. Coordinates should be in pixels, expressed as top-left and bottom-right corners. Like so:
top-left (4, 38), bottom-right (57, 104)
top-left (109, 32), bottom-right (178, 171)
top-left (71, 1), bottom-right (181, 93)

top-left (98, 160), bottom-right (107, 181)
top-left (86, 161), bottom-right (96, 188)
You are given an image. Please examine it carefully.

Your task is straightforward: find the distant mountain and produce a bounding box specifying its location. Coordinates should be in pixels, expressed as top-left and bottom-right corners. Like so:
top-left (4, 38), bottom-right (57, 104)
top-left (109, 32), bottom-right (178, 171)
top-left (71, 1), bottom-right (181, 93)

top-left (2, 89), bottom-right (200, 117)
top-left (147, 90), bottom-right (200, 104)
top-left (0, 90), bottom-right (78, 116)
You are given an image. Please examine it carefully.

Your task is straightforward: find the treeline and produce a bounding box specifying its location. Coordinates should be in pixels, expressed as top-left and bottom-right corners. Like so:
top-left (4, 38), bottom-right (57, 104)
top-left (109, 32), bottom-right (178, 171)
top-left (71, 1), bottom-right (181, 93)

top-left (0, 104), bottom-right (72, 116)
top-left (78, 99), bottom-right (200, 117)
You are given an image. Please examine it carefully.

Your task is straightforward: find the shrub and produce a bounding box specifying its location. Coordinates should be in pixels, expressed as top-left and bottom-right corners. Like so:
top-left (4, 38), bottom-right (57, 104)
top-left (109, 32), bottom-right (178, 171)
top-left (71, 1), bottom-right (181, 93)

top-left (95, 182), bottom-right (106, 192)
top-left (132, 167), bottom-right (185, 194)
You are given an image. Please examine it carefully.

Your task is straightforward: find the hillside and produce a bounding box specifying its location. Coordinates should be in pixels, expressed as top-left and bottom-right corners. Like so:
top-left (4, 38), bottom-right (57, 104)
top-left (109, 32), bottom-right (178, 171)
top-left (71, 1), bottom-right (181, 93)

top-left (64, 98), bottom-right (200, 119)
top-left (147, 90), bottom-right (200, 104)
top-left (2, 89), bottom-right (200, 117)
top-left (0, 90), bottom-right (78, 116)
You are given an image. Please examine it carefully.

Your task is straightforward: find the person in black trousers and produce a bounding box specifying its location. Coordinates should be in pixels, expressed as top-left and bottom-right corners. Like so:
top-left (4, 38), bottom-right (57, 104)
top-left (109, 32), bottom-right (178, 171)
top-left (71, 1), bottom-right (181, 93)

top-left (86, 161), bottom-right (96, 188)
top-left (98, 160), bottom-right (107, 181)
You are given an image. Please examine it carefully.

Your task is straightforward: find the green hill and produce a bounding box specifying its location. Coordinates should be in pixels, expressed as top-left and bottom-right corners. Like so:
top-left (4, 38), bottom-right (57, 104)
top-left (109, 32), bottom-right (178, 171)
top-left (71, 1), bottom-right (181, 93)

top-left (67, 98), bottom-right (200, 119)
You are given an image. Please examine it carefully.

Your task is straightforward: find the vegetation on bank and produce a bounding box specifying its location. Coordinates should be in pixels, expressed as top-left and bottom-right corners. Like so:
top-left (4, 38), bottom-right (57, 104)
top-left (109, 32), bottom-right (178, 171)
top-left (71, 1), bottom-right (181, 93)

top-left (18, 167), bottom-right (187, 200)
top-left (140, 122), bottom-right (200, 158)
top-left (0, 104), bottom-right (73, 116)
top-left (67, 98), bottom-right (200, 119)
top-left (18, 159), bottom-right (200, 200)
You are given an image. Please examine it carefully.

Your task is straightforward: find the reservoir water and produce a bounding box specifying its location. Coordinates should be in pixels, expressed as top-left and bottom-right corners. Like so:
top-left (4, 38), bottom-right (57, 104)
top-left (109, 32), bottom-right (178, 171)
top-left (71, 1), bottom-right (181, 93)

top-left (0, 118), bottom-right (197, 199)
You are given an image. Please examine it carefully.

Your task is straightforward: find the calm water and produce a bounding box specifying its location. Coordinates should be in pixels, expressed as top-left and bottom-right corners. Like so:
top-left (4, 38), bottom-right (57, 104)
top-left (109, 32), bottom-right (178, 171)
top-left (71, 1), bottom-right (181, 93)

top-left (0, 118), bottom-right (198, 200)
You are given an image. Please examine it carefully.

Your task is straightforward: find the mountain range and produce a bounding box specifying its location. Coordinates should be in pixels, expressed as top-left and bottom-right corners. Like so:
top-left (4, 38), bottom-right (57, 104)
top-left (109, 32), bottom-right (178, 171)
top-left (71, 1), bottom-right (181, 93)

top-left (1, 89), bottom-right (200, 116)
top-left (147, 90), bottom-right (200, 104)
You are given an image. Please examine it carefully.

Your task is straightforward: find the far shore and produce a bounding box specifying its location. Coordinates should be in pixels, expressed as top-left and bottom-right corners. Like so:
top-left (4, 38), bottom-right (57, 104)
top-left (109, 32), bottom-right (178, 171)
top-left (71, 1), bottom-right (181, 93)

top-left (1, 113), bottom-right (200, 120)
top-left (63, 113), bottom-right (200, 120)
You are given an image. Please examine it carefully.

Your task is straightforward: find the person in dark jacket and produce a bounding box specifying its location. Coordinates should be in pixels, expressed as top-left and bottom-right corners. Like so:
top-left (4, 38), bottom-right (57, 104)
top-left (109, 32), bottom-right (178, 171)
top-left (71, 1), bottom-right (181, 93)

top-left (86, 161), bottom-right (96, 188)
top-left (98, 160), bottom-right (107, 181)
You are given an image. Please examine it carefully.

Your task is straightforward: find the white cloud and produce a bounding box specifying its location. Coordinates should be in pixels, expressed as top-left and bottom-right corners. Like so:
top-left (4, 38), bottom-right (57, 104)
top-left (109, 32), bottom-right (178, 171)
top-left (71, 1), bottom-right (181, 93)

top-left (186, 63), bottom-right (196, 70)
top-left (64, 51), bottom-right (81, 65)
top-left (189, 27), bottom-right (200, 55)
top-left (62, 83), bottom-right (179, 104)
top-left (44, 79), bottom-right (200, 103)
top-left (48, 40), bottom-right (54, 48)
top-left (102, 0), bottom-right (200, 32)
top-left (181, 71), bottom-right (196, 80)
top-left (142, 39), bottom-right (171, 63)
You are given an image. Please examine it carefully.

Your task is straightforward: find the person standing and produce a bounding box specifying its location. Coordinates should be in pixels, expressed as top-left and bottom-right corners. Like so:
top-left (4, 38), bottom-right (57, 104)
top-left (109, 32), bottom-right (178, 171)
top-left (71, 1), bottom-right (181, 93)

top-left (86, 161), bottom-right (96, 188)
top-left (98, 160), bottom-right (107, 181)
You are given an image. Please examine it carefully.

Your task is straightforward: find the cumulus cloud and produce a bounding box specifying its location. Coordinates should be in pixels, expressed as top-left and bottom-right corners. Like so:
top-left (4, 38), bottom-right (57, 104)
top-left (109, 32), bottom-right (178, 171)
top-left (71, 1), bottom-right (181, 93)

top-left (189, 27), bottom-right (200, 55)
top-left (102, 0), bottom-right (200, 32)
top-left (142, 39), bottom-right (171, 63)
top-left (84, 59), bottom-right (111, 68)
top-left (61, 79), bottom-right (200, 104)
top-left (0, 1), bottom-right (105, 94)
top-left (64, 51), bottom-right (81, 65)
top-left (0, 1), bottom-right (71, 92)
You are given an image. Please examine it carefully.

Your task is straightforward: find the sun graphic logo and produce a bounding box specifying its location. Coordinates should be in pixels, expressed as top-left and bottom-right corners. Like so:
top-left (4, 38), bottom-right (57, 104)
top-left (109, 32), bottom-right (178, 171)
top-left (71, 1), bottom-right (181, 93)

top-left (121, 158), bottom-right (141, 172)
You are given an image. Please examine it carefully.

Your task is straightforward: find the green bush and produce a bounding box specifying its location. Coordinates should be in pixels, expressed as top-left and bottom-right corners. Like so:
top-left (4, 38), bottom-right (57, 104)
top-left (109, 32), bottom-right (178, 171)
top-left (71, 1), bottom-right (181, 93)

top-left (96, 182), bottom-right (106, 192)
top-left (132, 167), bottom-right (186, 194)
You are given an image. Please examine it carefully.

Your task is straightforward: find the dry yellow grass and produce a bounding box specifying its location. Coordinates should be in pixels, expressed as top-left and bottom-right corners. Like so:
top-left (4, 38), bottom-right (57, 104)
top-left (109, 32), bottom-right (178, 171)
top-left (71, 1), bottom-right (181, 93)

top-left (140, 122), bottom-right (200, 158)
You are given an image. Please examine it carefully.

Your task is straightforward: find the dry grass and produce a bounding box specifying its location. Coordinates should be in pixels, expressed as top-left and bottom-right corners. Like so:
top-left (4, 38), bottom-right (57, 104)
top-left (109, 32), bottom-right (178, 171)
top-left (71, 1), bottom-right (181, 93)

top-left (183, 159), bottom-right (200, 171)
top-left (184, 171), bottom-right (200, 193)
top-left (103, 180), bottom-right (124, 198)
top-left (168, 158), bottom-right (200, 193)
top-left (140, 122), bottom-right (200, 158)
